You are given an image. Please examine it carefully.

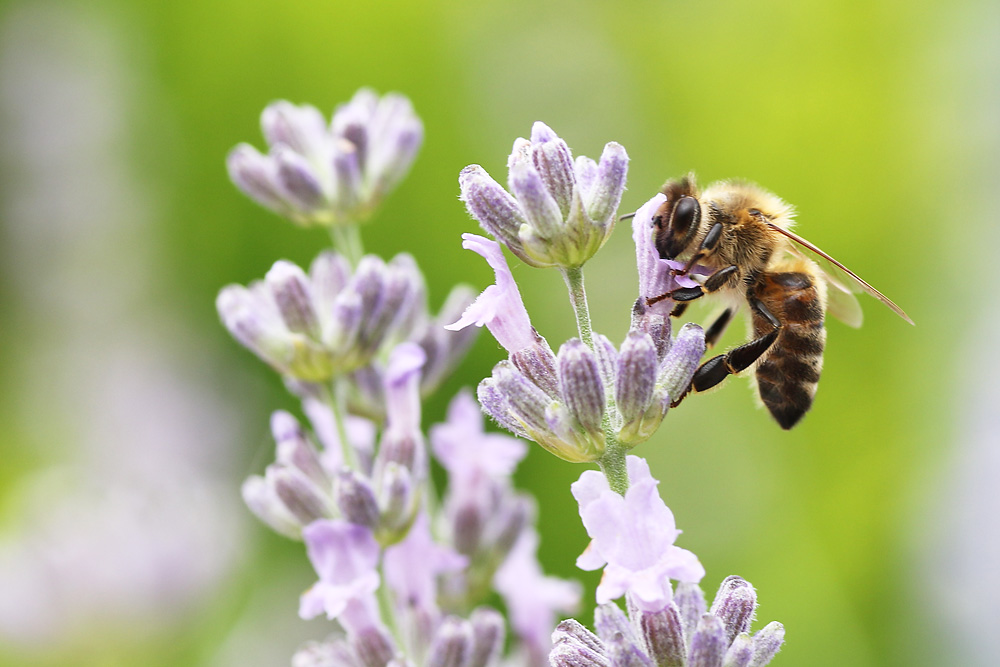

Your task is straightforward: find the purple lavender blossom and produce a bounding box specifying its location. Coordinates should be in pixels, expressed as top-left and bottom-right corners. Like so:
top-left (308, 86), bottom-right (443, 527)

top-left (383, 513), bottom-right (467, 616)
top-left (299, 519), bottom-right (383, 634)
top-left (572, 456), bottom-right (704, 611)
top-left (495, 528), bottom-right (581, 667)
top-left (431, 390), bottom-right (527, 485)
top-left (445, 234), bottom-right (539, 354)
top-left (228, 90), bottom-right (423, 227)
top-left (459, 122), bottom-right (628, 269)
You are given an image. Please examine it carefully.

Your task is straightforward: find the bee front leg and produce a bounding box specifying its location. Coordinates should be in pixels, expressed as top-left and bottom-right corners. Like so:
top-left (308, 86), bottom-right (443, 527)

top-left (646, 264), bottom-right (739, 307)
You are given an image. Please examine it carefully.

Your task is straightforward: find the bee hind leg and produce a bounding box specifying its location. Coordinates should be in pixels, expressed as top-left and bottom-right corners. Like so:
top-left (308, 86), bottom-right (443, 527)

top-left (704, 308), bottom-right (734, 348)
top-left (691, 298), bottom-right (780, 392)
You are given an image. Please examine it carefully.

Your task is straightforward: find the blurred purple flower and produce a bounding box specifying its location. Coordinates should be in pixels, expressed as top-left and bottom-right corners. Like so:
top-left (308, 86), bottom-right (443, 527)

top-left (431, 389), bottom-right (527, 487)
top-left (383, 513), bottom-right (467, 616)
top-left (572, 456), bottom-right (704, 612)
top-left (299, 519), bottom-right (382, 634)
top-left (495, 528), bottom-right (581, 667)
top-left (228, 90), bottom-right (422, 227)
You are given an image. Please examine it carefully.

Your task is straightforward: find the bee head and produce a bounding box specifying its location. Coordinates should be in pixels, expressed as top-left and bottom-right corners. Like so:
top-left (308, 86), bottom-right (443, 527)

top-left (652, 175), bottom-right (701, 261)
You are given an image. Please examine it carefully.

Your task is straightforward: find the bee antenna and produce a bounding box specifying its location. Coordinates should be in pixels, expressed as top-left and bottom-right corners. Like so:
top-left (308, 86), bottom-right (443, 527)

top-left (619, 212), bottom-right (637, 221)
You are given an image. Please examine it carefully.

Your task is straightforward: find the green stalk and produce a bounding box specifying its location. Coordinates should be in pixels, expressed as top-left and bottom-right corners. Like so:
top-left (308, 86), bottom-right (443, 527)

top-left (561, 266), bottom-right (594, 351)
top-left (598, 432), bottom-right (630, 496)
top-left (329, 224), bottom-right (365, 266)
top-left (322, 381), bottom-right (361, 471)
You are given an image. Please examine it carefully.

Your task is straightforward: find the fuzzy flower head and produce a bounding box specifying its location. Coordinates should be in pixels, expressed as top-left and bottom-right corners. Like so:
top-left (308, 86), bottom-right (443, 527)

top-left (572, 456), bottom-right (704, 612)
top-left (217, 252), bottom-right (426, 382)
top-left (227, 89), bottom-right (422, 227)
top-left (550, 577), bottom-right (785, 667)
top-left (459, 122), bottom-right (628, 269)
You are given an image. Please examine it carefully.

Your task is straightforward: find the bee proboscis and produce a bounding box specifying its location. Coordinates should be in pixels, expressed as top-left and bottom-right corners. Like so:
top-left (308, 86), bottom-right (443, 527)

top-left (649, 174), bottom-right (912, 429)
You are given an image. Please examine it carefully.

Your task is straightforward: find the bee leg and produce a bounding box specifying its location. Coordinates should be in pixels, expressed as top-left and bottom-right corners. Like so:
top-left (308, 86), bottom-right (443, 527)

top-left (670, 302), bottom-right (689, 318)
top-left (646, 264), bottom-right (739, 307)
top-left (691, 298), bottom-right (781, 392)
top-left (676, 223), bottom-right (724, 275)
top-left (704, 308), bottom-right (734, 348)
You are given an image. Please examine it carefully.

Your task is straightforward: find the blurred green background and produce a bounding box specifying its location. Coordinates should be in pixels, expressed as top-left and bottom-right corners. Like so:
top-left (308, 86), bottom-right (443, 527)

top-left (1, 0), bottom-right (996, 665)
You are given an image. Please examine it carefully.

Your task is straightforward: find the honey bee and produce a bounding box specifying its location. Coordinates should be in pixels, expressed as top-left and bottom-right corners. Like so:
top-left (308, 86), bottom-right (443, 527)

top-left (647, 174), bottom-right (912, 429)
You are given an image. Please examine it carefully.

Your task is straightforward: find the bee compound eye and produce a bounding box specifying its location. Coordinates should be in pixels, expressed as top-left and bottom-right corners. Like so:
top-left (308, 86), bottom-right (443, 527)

top-left (672, 196), bottom-right (699, 234)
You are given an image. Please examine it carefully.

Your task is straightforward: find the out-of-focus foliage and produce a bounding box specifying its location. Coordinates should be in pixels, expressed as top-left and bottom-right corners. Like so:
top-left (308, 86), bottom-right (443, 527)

top-left (0, 0), bottom-right (994, 665)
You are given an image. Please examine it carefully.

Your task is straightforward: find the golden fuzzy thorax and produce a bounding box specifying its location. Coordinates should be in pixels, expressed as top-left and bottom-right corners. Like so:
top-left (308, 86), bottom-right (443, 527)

top-left (694, 180), bottom-right (797, 280)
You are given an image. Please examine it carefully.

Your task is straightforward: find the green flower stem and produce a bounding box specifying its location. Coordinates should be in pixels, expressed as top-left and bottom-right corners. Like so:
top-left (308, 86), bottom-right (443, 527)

top-left (376, 561), bottom-right (403, 646)
top-left (561, 266), bottom-right (594, 351)
top-left (598, 432), bottom-right (630, 496)
top-left (330, 224), bottom-right (365, 266)
top-left (322, 381), bottom-right (361, 471)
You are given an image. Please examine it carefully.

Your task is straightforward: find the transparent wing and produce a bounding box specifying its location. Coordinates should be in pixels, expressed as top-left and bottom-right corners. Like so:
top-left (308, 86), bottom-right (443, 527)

top-left (767, 223), bottom-right (914, 325)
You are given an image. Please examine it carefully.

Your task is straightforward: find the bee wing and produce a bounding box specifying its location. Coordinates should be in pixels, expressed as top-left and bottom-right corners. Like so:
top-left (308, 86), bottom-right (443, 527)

top-left (767, 223), bottom-right (914, 325)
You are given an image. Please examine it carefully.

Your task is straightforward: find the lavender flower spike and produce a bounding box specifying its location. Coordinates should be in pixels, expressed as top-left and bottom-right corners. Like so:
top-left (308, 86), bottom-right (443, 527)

top-left (228, 89), bottom-right (422, 227)
top-left (460, 122), bottom-right (628, 269)
top-left (445, 234), bottom-right (540, 354)
top-left (552, 574), bottom-right (785, 667)
top-left (572, 456), bottom-right (704, 612)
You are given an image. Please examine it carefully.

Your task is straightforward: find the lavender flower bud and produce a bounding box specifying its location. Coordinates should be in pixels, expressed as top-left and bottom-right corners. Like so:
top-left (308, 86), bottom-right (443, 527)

top-left (292, 639), bottom-right (359, 667)
top-left (230, 91), bottom-right (421, 227)
top-left (414, 284), bottom-right (478, 395)
top-left (658, 323), bottom-right (707, 402)
top-left (675, 581), bottom-right (708, 647)
top-left (490, 494), bottom-right (532, 559)
top-left (468, 607), bottom-right (505, 667)
top-left (723, 634), bottom-right (754, 667)
top-left (557, 339), bottom-right (606, 442)
top-left (426, 617), bottom-right (473, 667)
top-left (461, 122), bottom-right (627, 269)
top-left (350, 625), bottom-right (397, 667)
top-left (509, 157), bottom-right (564, 238)
top-left (227, 143), bottom-right (290, 216)
top-left (631, 303), bottom-right (672, 362)
top-left (530, 126), bottom-right (575, 214)
top-left (632, 601), bottom-right (687, 667)
top-left (605, 633), bottom-right (654, 667)
top-left (493, 361), bottom-right (553, 436)
top-left (274, 144), bottom-right (327, 213)
top-left (459, 165), bottom-right (537, 266)
top-left (689, 614), bottom-right (727, 667)
top-left (241, 475), bottom-right (302, 539)
top-left (267, 261), bottom-right (321, 339)
top-left (592, 333), bottom-right (619, 394)
top-left (582, 142), bottom-right (628, 226)
top-left (477, 376), bottom-right (528, 438)
top-left (551, 620), bottom-right (608, 667)
top-left (510, 338), bottom-right (560, 399)
top-left (335, 468), bottom-right (379, 529)
top-left (616, 331), bottom-right (658, 428)
top-left (269, 465), bottom-right (334, 524)
top-left (593, 603), bottom-right (636, 646)
top-left (261, 101), bottom-right (327, 157)
top-left (272, 411), bottom-right (327, 486)
top-left (375, 461), bottom-right (415, 536)
top-left (750, 622), bottom-right (784, 666)
top-left (451, 502), bottom-right (484, 556)
top-left (709, 576), bottom-right (757, 646)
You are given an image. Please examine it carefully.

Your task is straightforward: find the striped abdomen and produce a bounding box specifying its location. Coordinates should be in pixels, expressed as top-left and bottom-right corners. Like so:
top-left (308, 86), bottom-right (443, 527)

top-left (750, 271), bottom-right (826, 429)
